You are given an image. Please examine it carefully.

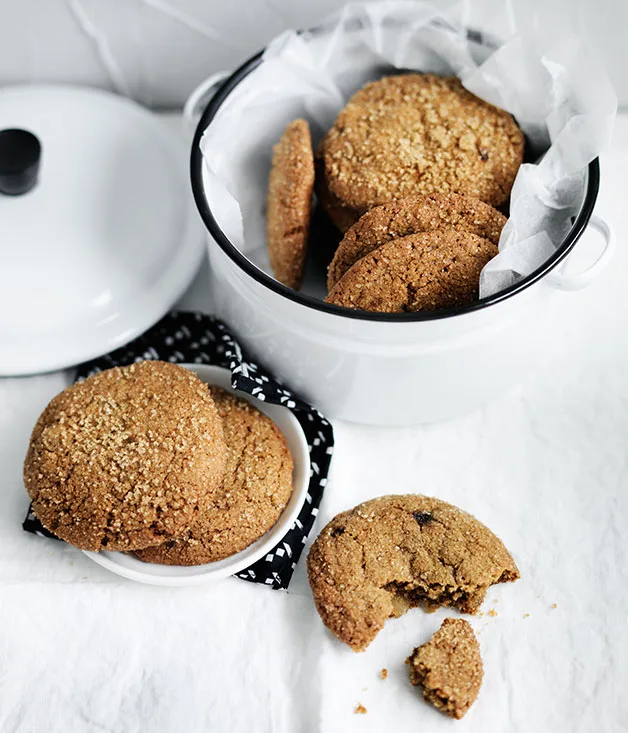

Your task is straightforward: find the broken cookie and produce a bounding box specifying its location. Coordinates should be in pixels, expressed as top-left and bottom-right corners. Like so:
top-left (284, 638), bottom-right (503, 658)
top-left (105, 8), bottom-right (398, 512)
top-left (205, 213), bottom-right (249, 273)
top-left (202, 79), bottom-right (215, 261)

top-left (306, 495), bottom-right (519, 651)
top-left (407, 618), bottom-right (483, 719)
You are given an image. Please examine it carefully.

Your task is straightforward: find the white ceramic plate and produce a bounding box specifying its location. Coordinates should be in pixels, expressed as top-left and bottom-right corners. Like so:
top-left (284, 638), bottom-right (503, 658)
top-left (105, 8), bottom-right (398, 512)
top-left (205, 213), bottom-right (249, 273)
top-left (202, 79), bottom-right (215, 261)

top-left (0, 85), bottom-right (203, 376)
top-left (83, 364), bottom-right (311, 585)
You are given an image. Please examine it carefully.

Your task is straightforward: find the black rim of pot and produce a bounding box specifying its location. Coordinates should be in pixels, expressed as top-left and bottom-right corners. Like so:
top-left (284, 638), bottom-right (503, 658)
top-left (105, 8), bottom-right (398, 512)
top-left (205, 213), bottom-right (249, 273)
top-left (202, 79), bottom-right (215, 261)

top-left (190, 49), bottom-right (600, 323)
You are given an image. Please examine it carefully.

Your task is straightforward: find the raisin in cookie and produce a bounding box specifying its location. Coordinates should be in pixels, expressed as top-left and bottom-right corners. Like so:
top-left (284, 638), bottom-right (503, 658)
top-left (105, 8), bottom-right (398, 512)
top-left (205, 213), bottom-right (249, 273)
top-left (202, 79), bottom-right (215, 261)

top-left (319, 74), bottom-right (523, 223)
top-left (326, 230), bottom-right (497, 313)
top-left (135, 387), bottom-right (293, 565)
top-left (307, 495), bottom-right (518, 651)
top-left (267, 118), bottom-right (315, 289)
top-left (327, 193), bottom-right (506, 290)
top-left (23, 362), bottom-right (227, 552)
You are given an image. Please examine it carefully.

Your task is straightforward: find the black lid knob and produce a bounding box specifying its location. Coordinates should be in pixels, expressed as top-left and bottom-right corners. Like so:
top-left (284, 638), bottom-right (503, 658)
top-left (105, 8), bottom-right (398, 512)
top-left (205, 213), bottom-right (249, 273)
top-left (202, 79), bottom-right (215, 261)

top-left (0, 129), bottom-right (41, 196)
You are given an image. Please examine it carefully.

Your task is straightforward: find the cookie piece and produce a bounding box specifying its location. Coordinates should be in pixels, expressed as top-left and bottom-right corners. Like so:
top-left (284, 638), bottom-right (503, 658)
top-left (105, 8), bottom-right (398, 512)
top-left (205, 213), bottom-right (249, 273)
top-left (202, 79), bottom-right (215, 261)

top-left (23, 362), bottom-right (227, 552)
top-left (327, 193), bottom-right (506, 290)
top-left (407, 618), bottom-right (483, 719)
top-left (267, 118), bottom-right (315, 289)
top-left (320, 74), bottom-right (523, 219)
top-left (135, 387), bottom-right (293, 565)
top-left (307, 495), bottom-right (519, 651)
top-left (326, 230), bottom-right (497, 313)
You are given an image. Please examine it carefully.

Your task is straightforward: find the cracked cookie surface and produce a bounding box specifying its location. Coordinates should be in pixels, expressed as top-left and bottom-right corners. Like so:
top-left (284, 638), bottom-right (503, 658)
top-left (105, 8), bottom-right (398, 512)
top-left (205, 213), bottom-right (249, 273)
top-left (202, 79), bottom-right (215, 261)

top-left (407, 617), bottom-right (483, 719)
top-left (320, 74), bottom-right (523, 219)
top-left (307, 495), bottom-right (519, 651)
top-left (135, 387), bottom-right (293, 565)
top-left (267, 118), bottom-right (315, 289)
top-left (325, 230), bottom-right (497, 313)
top-left (23, 361), bottom-right (227, 552)
top-left (327, 193), bottom-right (506, 290)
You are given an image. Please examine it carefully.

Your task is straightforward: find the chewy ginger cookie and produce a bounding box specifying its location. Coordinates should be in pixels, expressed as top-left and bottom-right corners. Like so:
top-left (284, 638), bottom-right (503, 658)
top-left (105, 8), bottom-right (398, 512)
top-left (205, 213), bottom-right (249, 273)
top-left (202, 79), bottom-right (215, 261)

top-left (407, 618), bottom-right (483, 719)
top-left (315, 157), bottom-right (362, 234)
top-left (327, 193), bottom-right (506, 290)
top-left (307, 495), bottom-right (519, 652)
top-left (135, 387), bottom-right (293, 566)
top-left (319, 74), bottom-right (523, 224)
top-left (266, 118), bottom-right (315, 289)
top-left (23, 362), bottom-right (227, 552)
top-left (325, 230), bottom-right (497, 313)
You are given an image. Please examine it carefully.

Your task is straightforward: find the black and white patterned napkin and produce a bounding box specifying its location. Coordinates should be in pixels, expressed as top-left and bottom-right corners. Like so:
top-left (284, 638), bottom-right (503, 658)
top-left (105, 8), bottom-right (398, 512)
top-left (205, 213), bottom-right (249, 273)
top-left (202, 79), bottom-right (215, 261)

top-left (23, 312), bottom-right (334, 590)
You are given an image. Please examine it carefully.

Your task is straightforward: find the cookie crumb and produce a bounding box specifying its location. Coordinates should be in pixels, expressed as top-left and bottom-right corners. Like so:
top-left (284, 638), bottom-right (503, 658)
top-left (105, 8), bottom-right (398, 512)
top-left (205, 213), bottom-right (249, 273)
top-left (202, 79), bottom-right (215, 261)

top-left (551, 603), bottom-right (557, 609)
top-left (523, 613), bottom-right (530, 618)
top-left (354, 704), bottom-right (367, 715)
top-left (487, 609), bottom-right (498, 617)
top-left (380, 668), bottom-right (388, 680)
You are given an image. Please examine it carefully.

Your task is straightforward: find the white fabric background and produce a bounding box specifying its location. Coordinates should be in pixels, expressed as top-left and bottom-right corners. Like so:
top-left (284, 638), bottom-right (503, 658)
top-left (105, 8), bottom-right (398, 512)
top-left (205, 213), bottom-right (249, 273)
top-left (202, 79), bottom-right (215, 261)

top-left (0, 0), bottom-right (627, 108)
top-left (0, 113), bottom-right (626, 732)
top-left (1, 3), bottom-right (627, 730)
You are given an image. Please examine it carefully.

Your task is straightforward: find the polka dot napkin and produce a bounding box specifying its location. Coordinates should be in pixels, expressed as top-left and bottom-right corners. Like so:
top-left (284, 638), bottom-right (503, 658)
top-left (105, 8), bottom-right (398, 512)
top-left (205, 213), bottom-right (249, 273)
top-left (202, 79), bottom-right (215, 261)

top-left (22, 312), bottom-right (334, 590)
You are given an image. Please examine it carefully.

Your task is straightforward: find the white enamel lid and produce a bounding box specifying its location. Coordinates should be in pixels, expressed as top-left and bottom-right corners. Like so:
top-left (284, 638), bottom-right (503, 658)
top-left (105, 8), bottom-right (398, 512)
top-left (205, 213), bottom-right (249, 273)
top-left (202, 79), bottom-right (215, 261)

top-left (0, 85), bottom-right (203, 376)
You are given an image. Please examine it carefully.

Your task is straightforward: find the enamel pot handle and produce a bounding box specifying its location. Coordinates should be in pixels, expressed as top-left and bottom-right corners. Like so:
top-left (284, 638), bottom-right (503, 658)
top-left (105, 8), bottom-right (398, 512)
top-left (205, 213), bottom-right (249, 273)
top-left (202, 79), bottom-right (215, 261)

top-left (549, 214), bottom-right (615, 291)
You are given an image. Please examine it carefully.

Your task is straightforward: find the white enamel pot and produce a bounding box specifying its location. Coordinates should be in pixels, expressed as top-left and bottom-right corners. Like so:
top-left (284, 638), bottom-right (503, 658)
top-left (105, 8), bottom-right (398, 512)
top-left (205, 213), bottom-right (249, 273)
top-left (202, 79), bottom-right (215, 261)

top-left (188, 57), bottom-right (614, 427)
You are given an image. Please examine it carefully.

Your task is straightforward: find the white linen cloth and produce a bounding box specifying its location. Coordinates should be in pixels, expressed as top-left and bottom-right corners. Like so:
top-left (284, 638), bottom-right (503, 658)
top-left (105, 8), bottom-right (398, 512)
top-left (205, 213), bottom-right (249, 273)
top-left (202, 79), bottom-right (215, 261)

top-left (0, 114), bottom-right (626, 733)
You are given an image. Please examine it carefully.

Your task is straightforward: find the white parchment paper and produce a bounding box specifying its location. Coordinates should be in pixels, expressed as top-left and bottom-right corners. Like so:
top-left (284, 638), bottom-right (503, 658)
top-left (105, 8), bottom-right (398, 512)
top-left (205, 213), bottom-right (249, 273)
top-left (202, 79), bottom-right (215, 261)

top-left (199, 0), bottom-right (616, 299)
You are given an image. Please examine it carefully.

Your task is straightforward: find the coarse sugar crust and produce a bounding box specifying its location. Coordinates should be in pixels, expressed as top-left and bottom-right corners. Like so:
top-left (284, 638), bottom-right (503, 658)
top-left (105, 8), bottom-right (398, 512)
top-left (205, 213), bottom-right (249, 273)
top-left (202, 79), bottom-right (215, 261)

top-left (327, 193), bottom-right (506, 290)
top-left (314, 156), bottom-right (362, 233)
top-left (320, 74), bottom-right (523, 216)
top-left (407, 618), bottom-right (483, 719)
top-left (23, 361), bottom-right (227, 552)
top-left (135, 387), bottom-right (293, 565)
top-left (267, 118), bottom-right (315, 289)
top-left (325, 229), bottom-right (497, 313)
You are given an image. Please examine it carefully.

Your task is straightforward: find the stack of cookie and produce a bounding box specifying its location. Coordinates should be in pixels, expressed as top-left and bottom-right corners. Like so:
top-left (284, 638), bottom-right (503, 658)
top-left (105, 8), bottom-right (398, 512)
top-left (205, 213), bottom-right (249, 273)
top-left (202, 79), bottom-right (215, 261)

top-left (23, 361), bottom-right (293, 564)
top-left (266, 73), bottom-right (523, 312)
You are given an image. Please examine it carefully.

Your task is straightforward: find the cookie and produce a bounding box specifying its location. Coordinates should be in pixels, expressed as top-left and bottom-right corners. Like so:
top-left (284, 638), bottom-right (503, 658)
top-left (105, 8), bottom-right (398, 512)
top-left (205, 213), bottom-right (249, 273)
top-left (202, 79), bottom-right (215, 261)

top-left (407, 618), bottom-right (483, 719)
top-left (135, 387), bottom-right (293, 565)
top-left (266, 118), bottom-right (315, 289)
top-left (319, 74), bottom-right (523, 220)
top-left (327, 193), bottom-right (506, 290)
top-left (315, 157), bottom-right (362, 233)
top-left (307, 495), bottom-right (519, 651)
top-left (23, 361), bottom-right (226, 552)
top-left (325, 230), bottom-right (497, 313)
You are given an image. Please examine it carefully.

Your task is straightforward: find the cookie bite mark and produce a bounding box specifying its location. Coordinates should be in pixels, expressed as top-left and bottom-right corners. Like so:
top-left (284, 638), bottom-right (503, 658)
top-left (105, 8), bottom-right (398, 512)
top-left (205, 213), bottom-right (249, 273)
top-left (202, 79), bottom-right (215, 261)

top-left (266, 119), bottom-right (315, 289)
top-left (407, 618), bottom-right (483, 719)
top-left (307, 495), bottom-right (519, 651)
